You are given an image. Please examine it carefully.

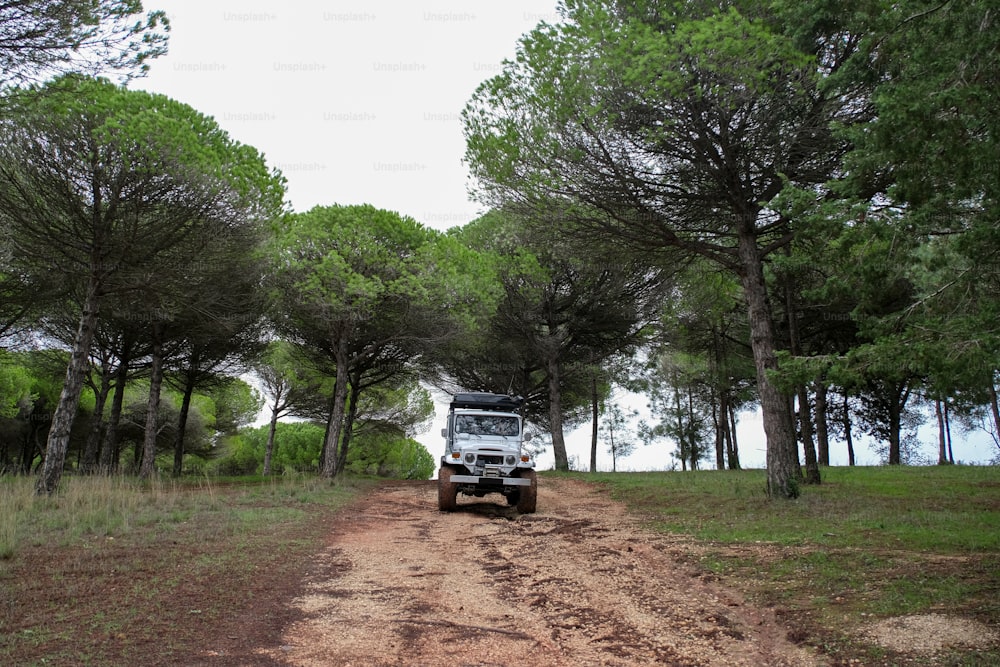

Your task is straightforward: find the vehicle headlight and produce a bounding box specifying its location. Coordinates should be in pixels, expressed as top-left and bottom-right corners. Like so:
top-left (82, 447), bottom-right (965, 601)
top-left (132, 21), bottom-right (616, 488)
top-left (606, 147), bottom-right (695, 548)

top-left (464, 453), bottom-right (476, 464)
top-left (505, 455), bottom-right (516, 465)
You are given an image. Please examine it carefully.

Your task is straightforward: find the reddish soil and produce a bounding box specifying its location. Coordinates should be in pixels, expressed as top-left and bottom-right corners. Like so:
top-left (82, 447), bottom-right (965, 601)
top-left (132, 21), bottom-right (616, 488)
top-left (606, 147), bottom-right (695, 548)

top-left (5, 477), bottom-right (833, 666)
top-left (244, 477), bottom-right (823, 666)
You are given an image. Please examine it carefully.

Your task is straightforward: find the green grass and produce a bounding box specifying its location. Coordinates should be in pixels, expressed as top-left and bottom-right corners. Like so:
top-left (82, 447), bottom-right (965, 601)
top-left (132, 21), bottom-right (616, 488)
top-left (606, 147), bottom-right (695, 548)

top-left (578, 465), bottom-right (1000, 551)
top-left (560, 465), bottom-right (1000, 666)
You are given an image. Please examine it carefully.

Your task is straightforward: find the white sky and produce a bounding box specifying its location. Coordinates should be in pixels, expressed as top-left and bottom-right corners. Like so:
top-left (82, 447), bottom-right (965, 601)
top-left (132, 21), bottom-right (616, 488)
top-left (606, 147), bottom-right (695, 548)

top-left (139, 1), bottom-right (997, 472)
top-left (136, 0), bottom-right (562, 227)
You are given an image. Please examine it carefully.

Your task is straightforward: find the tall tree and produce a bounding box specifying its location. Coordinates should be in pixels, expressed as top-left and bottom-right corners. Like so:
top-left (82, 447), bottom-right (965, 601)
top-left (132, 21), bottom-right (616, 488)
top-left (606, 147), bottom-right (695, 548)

top-left (0, 75), bottom-right (285, 494)
top-left (0, 1), bottom-right (169, 87)
top-left (160, 222), bottom-right (269, 476)
top-left (436, 210), bottom-right (670, 470)
top-left (463, 2), bottom-right (869, 496)
top-left (825, 2), bottom-right (1000, 460)
top-left (268, 204), bottom-right (496, 478)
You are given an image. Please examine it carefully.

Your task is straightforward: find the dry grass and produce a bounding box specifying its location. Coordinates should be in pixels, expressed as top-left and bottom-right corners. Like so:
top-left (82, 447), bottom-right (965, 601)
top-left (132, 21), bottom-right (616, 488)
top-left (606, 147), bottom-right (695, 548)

top-left (0, 473), bottom-right (375, 666)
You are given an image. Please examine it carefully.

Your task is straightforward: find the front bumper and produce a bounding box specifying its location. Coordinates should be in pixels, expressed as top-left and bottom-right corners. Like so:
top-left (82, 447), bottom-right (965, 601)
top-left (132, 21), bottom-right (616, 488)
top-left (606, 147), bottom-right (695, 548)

top-left (450, 475), bottom-right (532, 487)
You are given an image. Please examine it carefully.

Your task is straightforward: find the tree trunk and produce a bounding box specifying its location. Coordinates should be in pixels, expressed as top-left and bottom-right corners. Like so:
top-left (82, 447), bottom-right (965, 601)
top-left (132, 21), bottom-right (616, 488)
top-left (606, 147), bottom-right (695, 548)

top-left (720, 391), bottom-right (739, 469)
top-left (736, 228), bottom-right (799, 498)
top-left (727, 401), bottom-right (740, 469)
top-left (814, 381), bottom-right (830, 466)
top-left (687, 390), bottom-right (698, 471)
top-left (321, 335), bottom-right (350, 478)
top-left (936, 398), bottom-right (948, 465)
top-left (336, 377), bottom-right (362, 474)
top-left (140, 324), bottom-right (164, 480)
top-left (547, 352), bottom-right (568, 471)
top-left (263, 390), bottom-right (285, 476)
top-left (100, 352), bottom-right (130, 473)
top-left (35, 281), bottom-right (101, 495)
top-left (263, 409), bottom-right (280, 476)
top-left (887, 380), bottom-right (909, 465)
top-left (712, 388), bottom-right (724, 470)
top-left (988, 379), bottom-right (1000, 452)
top-left (944, 399), bottom-right (954, 464)
top-left (81, 363), bottom-right (112, 473)
top-left (710, 331), bottom-right (725, 470)
top-left (843, 392), bottom-right (856, 466)
top-left (784, 263), bottom-right (819, 485)
top-left (888, 399), bottom-right (902, 465)
top-left (318, 389), bottom-right (336, 472)
top-left (589, 375), bottom-right (598, 473)
top-left (608, 419), bottom-right (617, 472)
top-left (172, 370), bottom-right (197, 477)
top-left (798, 386), bottom-right (820, 484)
top-left (673, 377), bottom-right (686, 470)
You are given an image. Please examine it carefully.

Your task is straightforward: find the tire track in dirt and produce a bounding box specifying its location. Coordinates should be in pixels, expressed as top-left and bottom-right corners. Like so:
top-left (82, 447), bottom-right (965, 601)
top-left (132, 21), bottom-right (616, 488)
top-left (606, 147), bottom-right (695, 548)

top-left (256, 477), bottom-right (824, 666)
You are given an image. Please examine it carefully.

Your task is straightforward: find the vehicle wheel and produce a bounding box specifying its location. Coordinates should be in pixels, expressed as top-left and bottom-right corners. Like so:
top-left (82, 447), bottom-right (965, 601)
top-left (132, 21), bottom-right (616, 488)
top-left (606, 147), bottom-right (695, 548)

top-left (506, 489), bottom-right (521, 506)
top-left (515, 470), bottom-right (537, 514)
top-left (438, 466), bottom-right (458, 511)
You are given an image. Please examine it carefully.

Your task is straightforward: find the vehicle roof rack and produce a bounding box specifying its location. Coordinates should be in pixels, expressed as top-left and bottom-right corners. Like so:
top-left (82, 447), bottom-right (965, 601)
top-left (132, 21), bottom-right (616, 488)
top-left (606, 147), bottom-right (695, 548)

top-left (449, 392), bottom-right (523, 412)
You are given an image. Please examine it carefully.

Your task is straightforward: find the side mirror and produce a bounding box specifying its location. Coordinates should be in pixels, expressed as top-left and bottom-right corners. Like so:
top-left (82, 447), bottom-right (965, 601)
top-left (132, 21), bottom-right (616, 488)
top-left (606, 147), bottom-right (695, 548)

top-left (441, 428), bottom-right (447, 438)
top-left (523, 433), bottom-right (533, 442)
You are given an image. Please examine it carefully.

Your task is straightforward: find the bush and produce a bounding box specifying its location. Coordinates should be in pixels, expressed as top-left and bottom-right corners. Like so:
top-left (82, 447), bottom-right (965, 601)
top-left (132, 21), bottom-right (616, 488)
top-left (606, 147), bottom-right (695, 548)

top-left (217, 422), bottom-right (434, 479)
top-left (212, 434), bottom-right (261, 476)
top-left (346, 434), bottom-right (434, 480)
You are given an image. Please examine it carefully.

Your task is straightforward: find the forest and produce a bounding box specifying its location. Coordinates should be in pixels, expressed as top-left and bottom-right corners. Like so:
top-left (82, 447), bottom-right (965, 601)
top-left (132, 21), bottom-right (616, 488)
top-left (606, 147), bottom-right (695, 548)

top-left (0, 1), bottom-right (998, 498)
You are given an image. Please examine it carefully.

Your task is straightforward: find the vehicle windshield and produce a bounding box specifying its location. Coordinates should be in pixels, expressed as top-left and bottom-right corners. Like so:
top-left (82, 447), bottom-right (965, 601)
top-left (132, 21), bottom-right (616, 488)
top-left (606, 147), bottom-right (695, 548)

top-left (455, 414), bottom-right (519, 436)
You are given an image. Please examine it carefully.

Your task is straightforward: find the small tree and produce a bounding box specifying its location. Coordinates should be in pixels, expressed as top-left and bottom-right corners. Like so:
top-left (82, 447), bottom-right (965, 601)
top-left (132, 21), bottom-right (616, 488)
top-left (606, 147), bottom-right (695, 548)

top-left (253, 341), bottom-right (329, 475)
top-left (601, 402), bottom-right (637, 473)
top-left (640, 352), bottom-right (715, 471)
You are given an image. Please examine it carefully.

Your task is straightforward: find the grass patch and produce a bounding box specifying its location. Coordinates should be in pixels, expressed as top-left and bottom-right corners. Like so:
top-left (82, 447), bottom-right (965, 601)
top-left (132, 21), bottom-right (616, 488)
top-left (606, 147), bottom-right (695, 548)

top-left (567, 465), bottom-right (1000, 666)
top-left (0, 472), bottom-right (377, 666)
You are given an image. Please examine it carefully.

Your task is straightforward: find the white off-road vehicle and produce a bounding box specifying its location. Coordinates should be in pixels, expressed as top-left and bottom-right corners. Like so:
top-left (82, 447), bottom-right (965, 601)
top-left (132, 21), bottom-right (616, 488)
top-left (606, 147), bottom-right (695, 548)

top-left (437, 392), bottom-right (537, 513)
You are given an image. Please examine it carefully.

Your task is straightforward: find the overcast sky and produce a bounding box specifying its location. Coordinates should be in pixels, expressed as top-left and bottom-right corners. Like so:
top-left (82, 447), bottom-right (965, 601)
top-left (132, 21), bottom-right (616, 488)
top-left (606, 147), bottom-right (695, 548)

top-left (136, 0), bottom-right (561, 230)
top-left (135, 1), bottom-right (996, 471)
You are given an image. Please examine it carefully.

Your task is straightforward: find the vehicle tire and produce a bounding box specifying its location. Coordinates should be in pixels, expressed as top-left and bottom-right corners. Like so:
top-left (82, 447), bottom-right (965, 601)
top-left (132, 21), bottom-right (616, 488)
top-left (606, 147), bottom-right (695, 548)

top-left (505, 489), bottom-right (521, 506)
top-left (515, 470), bottom-right (537, 514)
top-left (438, 466), bottom-right (458, 511)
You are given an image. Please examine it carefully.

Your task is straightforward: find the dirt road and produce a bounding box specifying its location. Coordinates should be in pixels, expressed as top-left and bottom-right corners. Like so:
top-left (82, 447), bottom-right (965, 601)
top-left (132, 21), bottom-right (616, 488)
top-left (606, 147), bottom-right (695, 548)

top-left (259, 478), bottom-right (823, 666)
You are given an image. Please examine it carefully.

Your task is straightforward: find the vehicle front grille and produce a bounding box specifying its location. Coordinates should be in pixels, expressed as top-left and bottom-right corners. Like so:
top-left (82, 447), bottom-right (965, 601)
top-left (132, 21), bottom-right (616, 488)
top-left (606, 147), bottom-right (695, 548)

top-left (477, 455), bottom-right (503, 465)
